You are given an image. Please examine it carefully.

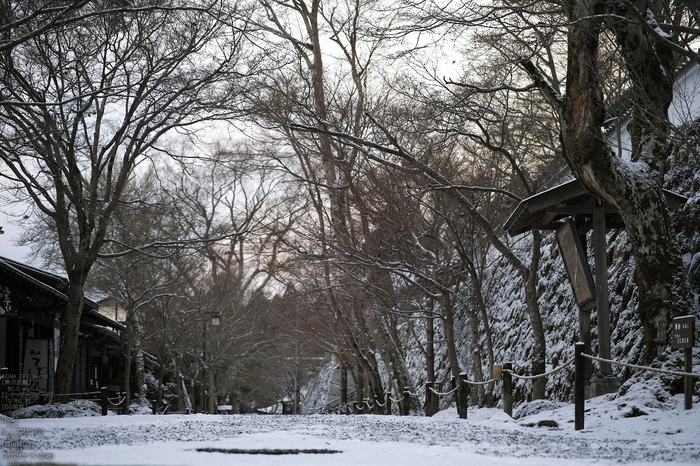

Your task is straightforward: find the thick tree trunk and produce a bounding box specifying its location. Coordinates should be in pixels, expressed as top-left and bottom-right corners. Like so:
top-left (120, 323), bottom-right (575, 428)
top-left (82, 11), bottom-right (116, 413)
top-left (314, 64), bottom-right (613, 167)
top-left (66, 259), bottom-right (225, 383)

top-left (54, 280), bottom-right (85, 398)
top-left (558, 0), bottom-right (690, 362)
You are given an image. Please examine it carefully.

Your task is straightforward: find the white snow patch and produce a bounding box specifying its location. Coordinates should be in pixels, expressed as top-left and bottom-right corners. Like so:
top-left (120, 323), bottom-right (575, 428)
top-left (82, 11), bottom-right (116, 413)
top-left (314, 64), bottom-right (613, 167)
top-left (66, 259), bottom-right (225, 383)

top-left (2, 388), bottom-right (699, 466)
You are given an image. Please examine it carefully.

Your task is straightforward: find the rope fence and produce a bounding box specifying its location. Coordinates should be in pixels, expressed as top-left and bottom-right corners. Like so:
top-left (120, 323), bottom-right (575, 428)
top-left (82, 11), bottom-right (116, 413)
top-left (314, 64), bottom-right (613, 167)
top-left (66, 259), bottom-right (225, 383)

top-left (107, 394), bottom-right (128, 406)
top-left (503, 356), bottom-right (575, 380)
top-left (463, 378), bottom-right (498, 386)
top-left (320, 342), bottom-right (697, 426)
top-left (582, 354), bottom-right (700, 379)
top-left (428, 385), bottom-right (460, 397)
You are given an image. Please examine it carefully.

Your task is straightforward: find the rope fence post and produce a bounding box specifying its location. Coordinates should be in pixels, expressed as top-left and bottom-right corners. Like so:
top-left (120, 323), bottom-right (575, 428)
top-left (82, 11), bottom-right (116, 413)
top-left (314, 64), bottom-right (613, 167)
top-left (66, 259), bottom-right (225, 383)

top-left (101, 387), bottom-right (108, 416)
top-left (575, 342), bottom-right (585, 431)
top-left (425, 382), bottom-right (433, 417)
top-left (685, 346), bottom-right (693, 410)
top-left (385, 391), bottom-right (392, 415)
top-left (451, 376), bottom-right (457, 409)
top-left (457, 373), bottom-right (468, 419)
top-left (503, 363), bottom-right (513, 418)
top-left (401, 388), bottom-right (410, 416)
top-left (351, 401), bottom-right (358, 415)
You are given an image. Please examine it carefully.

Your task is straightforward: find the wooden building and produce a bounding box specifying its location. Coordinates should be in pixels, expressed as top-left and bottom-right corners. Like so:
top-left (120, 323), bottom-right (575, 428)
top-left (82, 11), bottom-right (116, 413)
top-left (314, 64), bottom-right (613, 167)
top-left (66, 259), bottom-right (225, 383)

top-left (0, 256), bottom-right (125, 414)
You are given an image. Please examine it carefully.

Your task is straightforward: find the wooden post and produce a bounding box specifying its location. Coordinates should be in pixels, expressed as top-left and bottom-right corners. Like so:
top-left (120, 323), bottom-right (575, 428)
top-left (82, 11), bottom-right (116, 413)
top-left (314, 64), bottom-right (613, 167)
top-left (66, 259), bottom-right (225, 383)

top-left (401, 388), bottom-right (410, 416)
top-left (340, 362), bottom-right (348, 407)
top-left (578, 307), bottom-right (594, 378)
top-left (425, 382), bottom-right (434, 417)
top-left (385, 391), bottom-right (392, 415)
top-left (685, 347), bottom-right (693, 410)
top-left (351, 401), bottom-right (358, 415)
top-left (593, 201), bottom-right (612, 376)
top-left (672, 316), bottom-right (695, 410)
top-left (502, 363), bottom-right (513, 418)
top-left (120, 389), bottom-right (128, 415)
top-left (101, 387), bottom-right (108, 416)
top-left (575, 342), bottom-right (585, 430)
top-left (456, 373), bottom-right (469, 419)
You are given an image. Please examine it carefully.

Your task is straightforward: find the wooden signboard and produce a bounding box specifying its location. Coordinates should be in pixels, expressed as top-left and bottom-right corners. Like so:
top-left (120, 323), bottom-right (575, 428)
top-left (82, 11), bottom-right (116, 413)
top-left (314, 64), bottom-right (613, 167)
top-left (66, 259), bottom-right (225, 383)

top-left (556, 218), bottom-right (596, 307)
top-left (672, 315), bottom-right (695, 349)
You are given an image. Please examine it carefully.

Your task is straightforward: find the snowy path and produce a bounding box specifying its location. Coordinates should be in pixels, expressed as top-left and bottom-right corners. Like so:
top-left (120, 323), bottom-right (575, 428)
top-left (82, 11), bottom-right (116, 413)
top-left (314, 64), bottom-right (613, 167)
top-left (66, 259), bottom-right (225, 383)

top-left (2, 395), bottom-right (700, 466)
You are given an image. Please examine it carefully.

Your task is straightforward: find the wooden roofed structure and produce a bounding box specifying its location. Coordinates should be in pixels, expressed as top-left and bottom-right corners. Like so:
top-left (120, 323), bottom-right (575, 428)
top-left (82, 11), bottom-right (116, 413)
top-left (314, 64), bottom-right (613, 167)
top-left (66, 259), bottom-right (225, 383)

top-left (502, 179), bottom-right (687, 395)
top-left (503, 179), bottom-right (687, 237)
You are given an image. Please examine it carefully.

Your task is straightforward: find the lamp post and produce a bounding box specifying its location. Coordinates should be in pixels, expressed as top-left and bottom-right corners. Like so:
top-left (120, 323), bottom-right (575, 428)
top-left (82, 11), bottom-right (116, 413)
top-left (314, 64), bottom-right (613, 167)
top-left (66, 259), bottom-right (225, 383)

top-left (202, 312), bottom-right (221, 413)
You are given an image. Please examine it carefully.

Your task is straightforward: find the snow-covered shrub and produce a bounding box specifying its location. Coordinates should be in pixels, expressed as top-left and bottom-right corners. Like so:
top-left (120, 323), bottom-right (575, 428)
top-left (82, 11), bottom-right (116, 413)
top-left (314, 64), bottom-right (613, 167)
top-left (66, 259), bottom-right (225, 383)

top-left (12, 400), bottom-right (102, 418)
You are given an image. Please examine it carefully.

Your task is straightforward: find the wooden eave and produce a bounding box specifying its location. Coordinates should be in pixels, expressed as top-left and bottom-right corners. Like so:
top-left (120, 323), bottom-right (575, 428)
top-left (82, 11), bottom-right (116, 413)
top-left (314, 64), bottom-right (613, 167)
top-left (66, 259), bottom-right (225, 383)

top-left (503, 179), bottom-right (688, 237)
top-left (0, 256), bottom-right (100, 311)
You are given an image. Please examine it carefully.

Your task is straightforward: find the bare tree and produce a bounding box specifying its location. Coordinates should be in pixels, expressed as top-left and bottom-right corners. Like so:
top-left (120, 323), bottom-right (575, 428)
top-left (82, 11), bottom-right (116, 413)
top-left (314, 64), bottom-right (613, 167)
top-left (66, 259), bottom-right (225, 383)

top-left (0, 0), bottom-right (250, 396)
top-left (248, 0), bottom-right (421, 404)
top-left (514, 0), bottom-right (694, 360)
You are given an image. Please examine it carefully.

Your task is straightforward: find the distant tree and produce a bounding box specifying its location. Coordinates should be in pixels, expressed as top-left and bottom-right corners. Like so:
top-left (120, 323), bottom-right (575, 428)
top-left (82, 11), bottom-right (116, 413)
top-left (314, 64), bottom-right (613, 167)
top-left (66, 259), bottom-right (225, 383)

top-left (0, 0), bottom-right (249, 396)
top-left (89, 172), bottom-right (185, 412)
top-left (249, 0), bottom-right (418, 403)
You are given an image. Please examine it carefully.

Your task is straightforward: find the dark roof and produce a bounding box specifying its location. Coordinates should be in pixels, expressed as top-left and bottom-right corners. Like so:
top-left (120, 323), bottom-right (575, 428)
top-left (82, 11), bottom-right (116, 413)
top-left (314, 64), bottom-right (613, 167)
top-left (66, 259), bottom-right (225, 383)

top-left (503, 179), bottom-right (688, 237)
top-left (0, 256), bottom-right (99, 310)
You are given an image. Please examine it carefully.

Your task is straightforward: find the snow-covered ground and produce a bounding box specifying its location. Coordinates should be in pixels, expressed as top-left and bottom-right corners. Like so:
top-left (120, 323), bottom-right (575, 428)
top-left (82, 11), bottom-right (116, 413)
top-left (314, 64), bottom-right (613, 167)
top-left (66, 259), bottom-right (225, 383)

top-left (1, 390), bottom-right (699, 466)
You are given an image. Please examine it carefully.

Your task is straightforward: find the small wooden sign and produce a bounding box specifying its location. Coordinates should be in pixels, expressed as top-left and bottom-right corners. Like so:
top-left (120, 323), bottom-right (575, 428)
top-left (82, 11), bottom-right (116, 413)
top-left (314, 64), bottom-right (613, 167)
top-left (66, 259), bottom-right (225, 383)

top-left (556, 218), bottom-right (596, 307)
top-left (672, 315), bottom-right (695, 349)
top-left (493, 365), bottom-right (502, 380)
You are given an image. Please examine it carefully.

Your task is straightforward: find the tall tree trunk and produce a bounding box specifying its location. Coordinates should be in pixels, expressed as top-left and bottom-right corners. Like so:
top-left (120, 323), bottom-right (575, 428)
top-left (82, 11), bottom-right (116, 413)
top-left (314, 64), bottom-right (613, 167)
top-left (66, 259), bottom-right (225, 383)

top-left (466, 258), bottom-right (495, 406)
top-left (364, 303), bottom-right (418, 409)
top-left (123, 340), bottom-right (132, 415)
top-left (555, 0), bottom-right (690, 362)
top-left (156, 363), bottom-right (164, 413)
top-left (208, 369), bottom-right (216, 414)
top-left (367, 351), bottom-right (385, 404)
top-left (525, 231), bottom-right (546, 400)
top-left (468, 308), bottom-right (485, 407)
top-left (441, 292), bottom-right (462, 384)
top-left (54, 279), bottom-right (86, 398)
top-left (354, 365), bottom-right (364, 407)
top-left (426, 305), bottom-right (435, 383)
top-left (133, 317), bottom-right (145, 400)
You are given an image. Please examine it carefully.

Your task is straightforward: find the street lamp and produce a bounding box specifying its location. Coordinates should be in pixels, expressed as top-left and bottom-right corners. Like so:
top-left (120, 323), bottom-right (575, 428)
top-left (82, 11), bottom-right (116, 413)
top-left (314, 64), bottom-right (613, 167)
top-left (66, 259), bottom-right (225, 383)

top-left (201, 311), bottom-right (221, 413)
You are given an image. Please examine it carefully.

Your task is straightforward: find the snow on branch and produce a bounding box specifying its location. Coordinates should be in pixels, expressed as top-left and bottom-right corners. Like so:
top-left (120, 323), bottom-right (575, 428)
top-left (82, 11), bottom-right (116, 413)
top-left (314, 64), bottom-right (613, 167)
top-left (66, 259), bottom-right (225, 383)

top-left (518, 58), bottom-right (564, 108)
